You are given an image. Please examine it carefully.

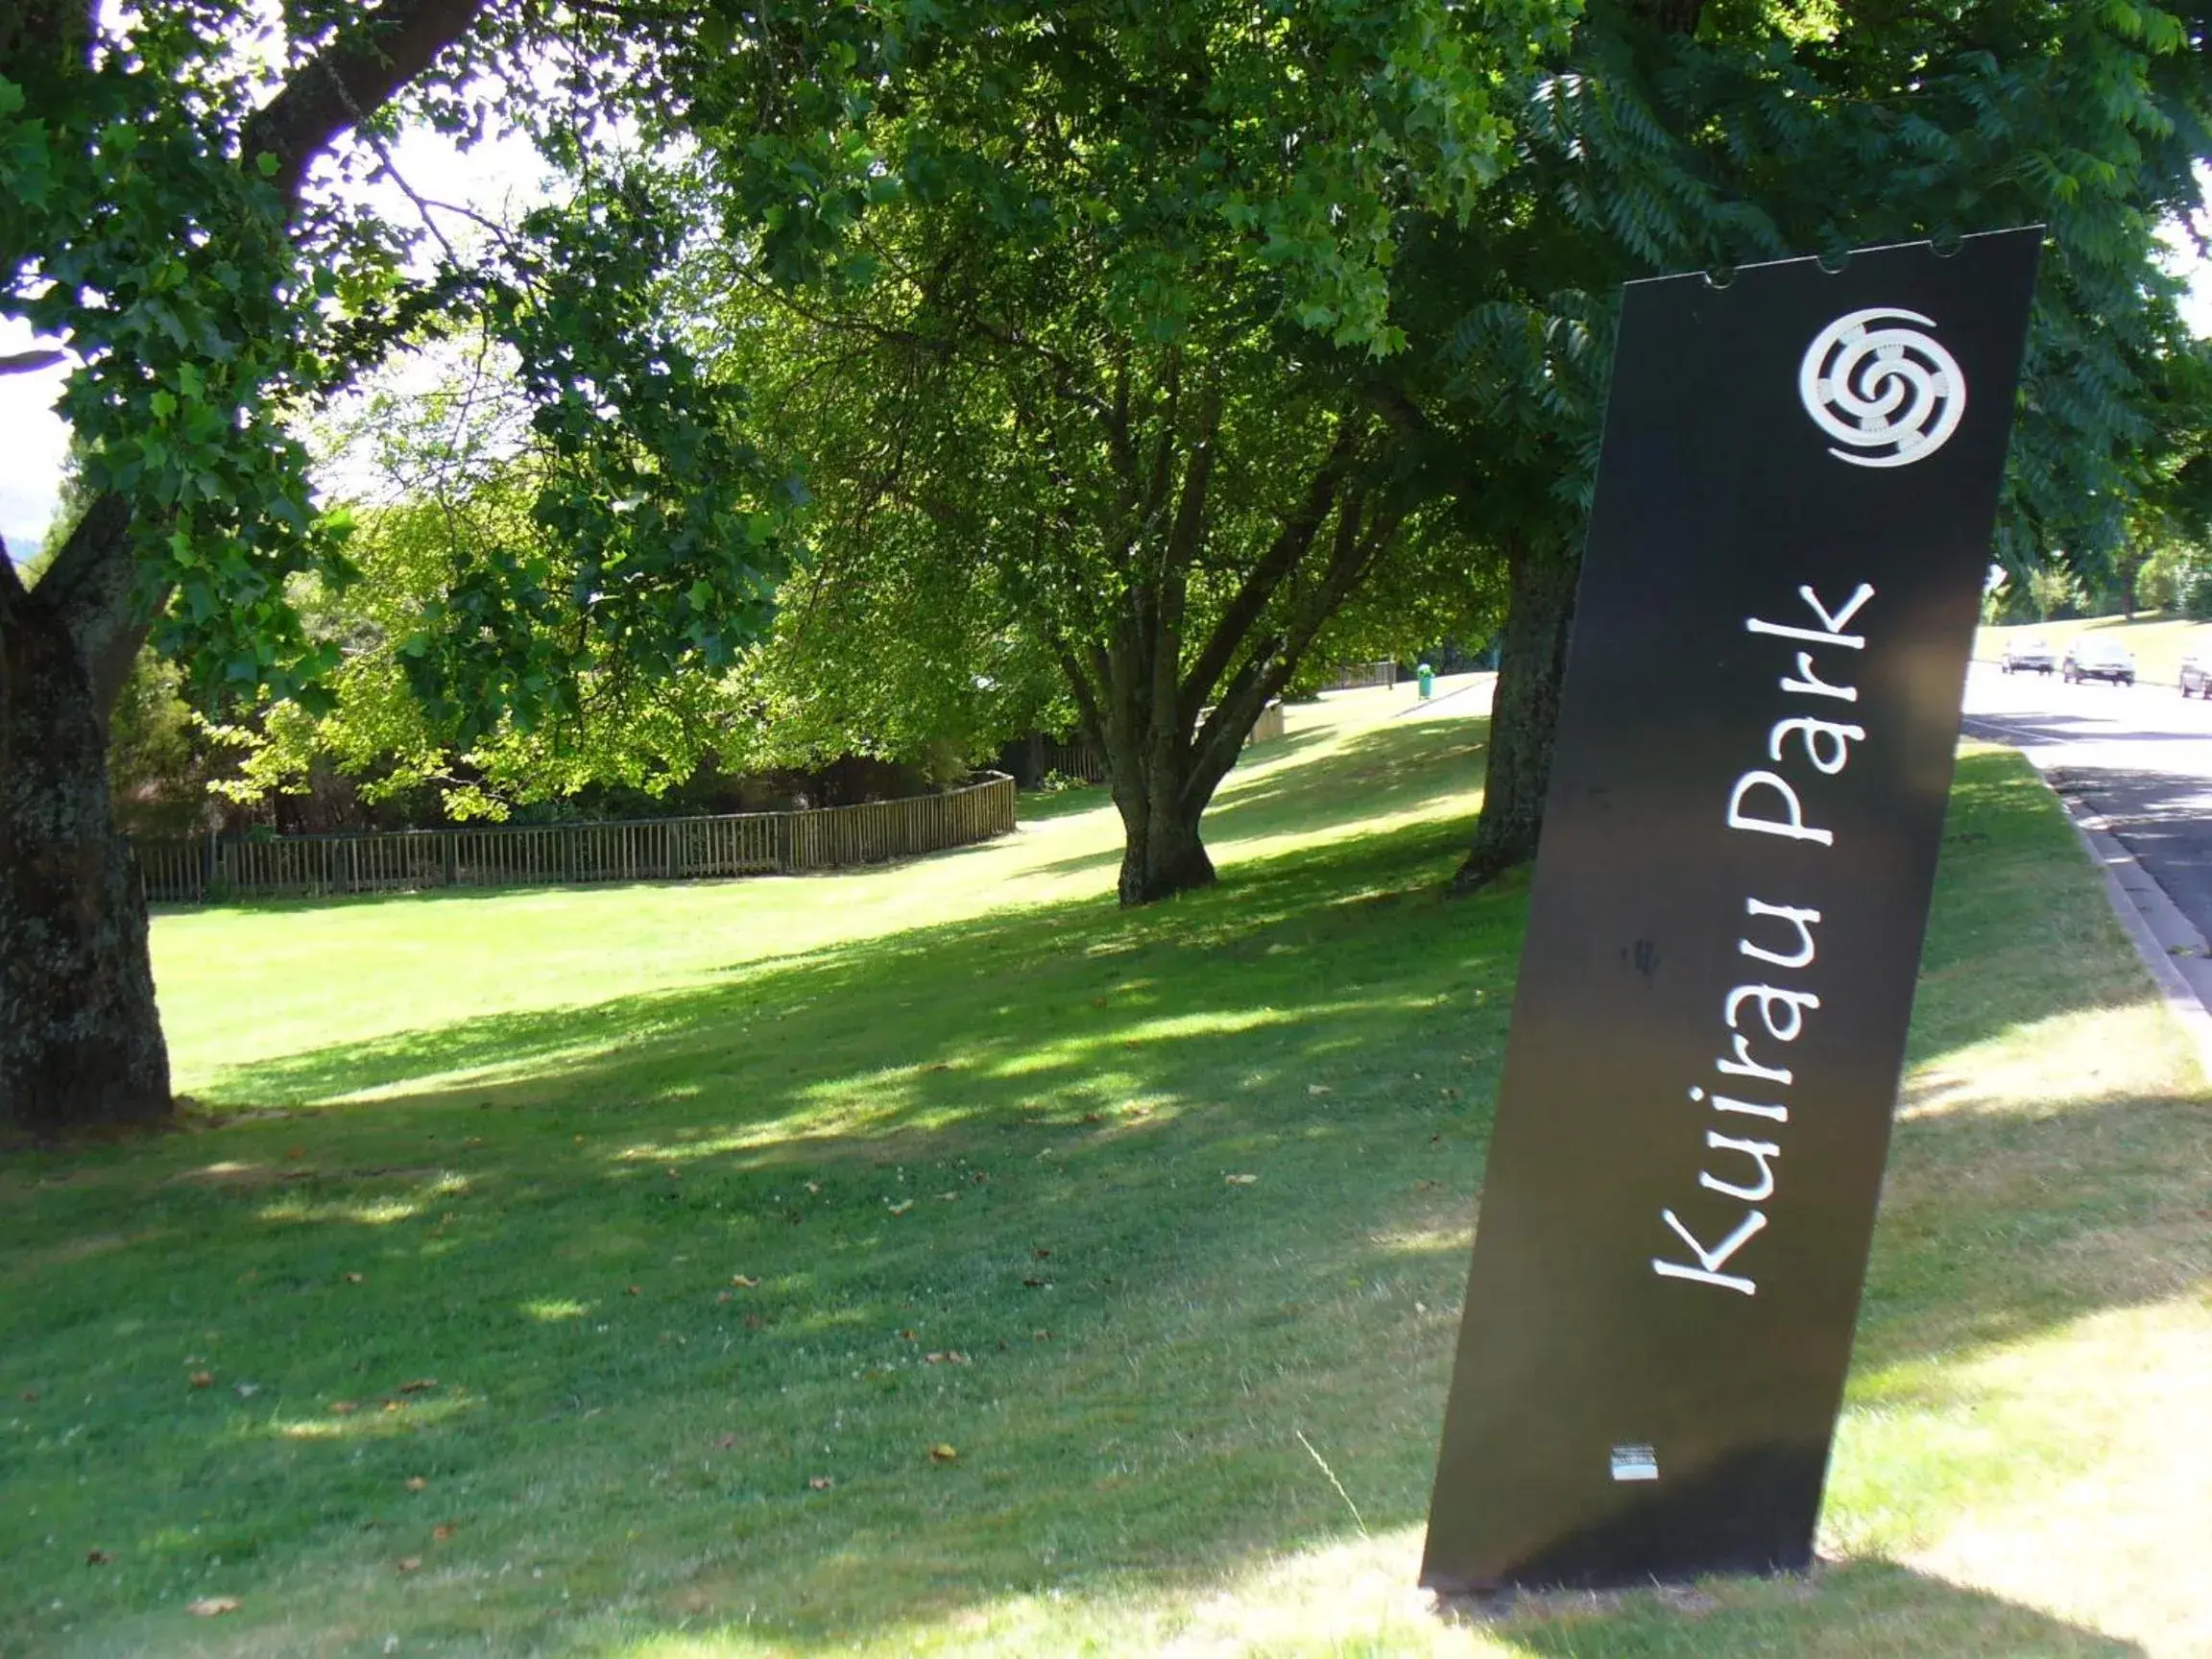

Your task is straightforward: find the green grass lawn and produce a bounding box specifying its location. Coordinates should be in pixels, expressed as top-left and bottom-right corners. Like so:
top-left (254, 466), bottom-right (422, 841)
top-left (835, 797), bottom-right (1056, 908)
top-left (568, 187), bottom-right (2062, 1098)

top-left (4, 684), bottom-right (2209, 1657)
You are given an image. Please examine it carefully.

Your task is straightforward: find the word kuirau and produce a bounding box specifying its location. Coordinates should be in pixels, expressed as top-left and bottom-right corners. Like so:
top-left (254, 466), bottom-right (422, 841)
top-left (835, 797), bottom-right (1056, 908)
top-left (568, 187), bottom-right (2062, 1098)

top-left (1653, 581), bottom-right (1873, 1297)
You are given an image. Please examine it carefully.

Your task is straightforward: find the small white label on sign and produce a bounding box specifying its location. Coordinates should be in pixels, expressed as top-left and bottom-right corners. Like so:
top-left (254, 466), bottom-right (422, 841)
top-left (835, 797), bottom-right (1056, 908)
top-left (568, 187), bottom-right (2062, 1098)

top-left (1610, 1444), bottom-right (1659, 1482)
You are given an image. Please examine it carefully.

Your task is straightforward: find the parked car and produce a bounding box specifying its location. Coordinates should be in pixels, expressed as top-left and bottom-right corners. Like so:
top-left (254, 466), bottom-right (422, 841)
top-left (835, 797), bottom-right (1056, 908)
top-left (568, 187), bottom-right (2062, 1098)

top-left (2182, 647), bottom-right (2212, 698)
top-left (2001, 636), bottom-right (2057, 675)
top-left (2061, 637), bottom-right (2137, 686)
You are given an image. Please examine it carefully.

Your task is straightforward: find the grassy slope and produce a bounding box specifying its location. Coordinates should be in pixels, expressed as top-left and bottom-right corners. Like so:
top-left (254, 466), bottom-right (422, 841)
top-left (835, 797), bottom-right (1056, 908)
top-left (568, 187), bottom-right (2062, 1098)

top-left (1974, 611), bottom-right (2212, 687)
top-left (3, 683), bottom-right (2208, 1658)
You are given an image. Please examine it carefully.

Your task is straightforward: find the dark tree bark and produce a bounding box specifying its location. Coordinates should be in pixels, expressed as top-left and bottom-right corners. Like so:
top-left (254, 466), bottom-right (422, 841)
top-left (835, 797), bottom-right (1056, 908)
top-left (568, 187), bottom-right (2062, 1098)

top-left (1107, 743), bottom-right (1223, 905)
top-left (1, 507), bottom-right (171, 1131)
top-left (0, 0), bottom-right (487, 1134)
top-left (1452, 533), bottom-right (1578, 894)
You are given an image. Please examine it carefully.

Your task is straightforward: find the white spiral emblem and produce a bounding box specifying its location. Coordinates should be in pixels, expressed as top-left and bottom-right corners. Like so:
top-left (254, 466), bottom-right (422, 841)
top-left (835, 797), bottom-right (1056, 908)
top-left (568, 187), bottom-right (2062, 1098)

top-left (1797, 306), bottom-right (1966, 469)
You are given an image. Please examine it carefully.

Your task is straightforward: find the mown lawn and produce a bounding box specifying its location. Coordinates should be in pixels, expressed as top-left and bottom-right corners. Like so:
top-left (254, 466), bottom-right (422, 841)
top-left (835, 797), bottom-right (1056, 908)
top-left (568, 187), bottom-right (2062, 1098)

top-left (3, 682), bottom-right (2208, 1657)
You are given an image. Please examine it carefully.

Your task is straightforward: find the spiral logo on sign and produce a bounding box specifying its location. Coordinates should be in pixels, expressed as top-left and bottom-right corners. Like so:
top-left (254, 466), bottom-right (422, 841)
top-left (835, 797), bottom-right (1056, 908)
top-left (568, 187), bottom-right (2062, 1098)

top-left (1797, 307), bottom-right (1966, 469)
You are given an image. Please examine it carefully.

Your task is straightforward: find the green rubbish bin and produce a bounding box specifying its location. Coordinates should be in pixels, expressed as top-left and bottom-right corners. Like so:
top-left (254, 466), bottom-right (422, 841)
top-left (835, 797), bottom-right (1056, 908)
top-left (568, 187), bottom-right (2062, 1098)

top-left (1417, 662), bottom-right (1434, 699)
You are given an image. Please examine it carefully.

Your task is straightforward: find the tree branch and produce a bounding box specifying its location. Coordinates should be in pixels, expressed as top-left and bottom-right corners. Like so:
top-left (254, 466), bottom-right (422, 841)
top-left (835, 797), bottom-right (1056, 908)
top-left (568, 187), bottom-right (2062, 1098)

top-left (0, 349), bottom-right (67, 376)
top-left (35, 493), bottom-right (145, 722)
top-left (1177, 417), bottom-right (1365, 725)
top-left (1183, 490), bottom-right (1404, 809)
top-left (243, 0), bottom-right (490, 211)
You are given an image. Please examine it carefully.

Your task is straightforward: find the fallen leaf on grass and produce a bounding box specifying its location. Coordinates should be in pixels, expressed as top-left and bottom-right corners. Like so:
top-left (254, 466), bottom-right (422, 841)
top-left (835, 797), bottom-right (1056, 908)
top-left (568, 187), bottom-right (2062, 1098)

top-left (1307, 1084), bottom-right (1333, 1097)
top-left (804, 1181), bottom-right (821, 1195)
top-left (404, 1477), bottom-right (428, 1492)
top-left (938, 1191), bottom-right (960, 1202)
top-left (397, 1556), bottom-right (422, 1573)
top-left (625, 1285), bottom-right (641, 1297)
top-left (432, 1524), bottom-right (455, 1542)
top-left (1033, 1247), bottom-right (1052, 1260)
top-left (948, 1351), bottom-right (972, 1365)
top-left (730, 1274), bottom-right (758, 1288)
top-left (886, 1199), bottom-right (914, 1216)
top-left (396, 1379), bottom-right (437, 1394)
top-left (465, 1136), bottom-right (486, 1149)
top-left (186, 1597), bottom-right (241, 1617)
top-left (344, 1272), bottom-right (364, 1285)
top-left (715, 1290), bottom-right (732, 1304)
top-left (807, 1476), bottom-right (834, 1491)
top-left (715, 1433), bottom-right (737, 1450)
top-left (331, 1401), bottom-right (359, 1415)
top-left (188, 1371), bottom-right (214, 1388)
top-left (1022, 1276), bottom-right (1051, 1288)
top-left (285, 1145), bottom-right (305, 1160)
top-left (20, 1389), bottom-right (36, 1403)
top-left (85, 1549), bottom-right (111, 1565)
top-left (1224, 1173), bottom-right (1259, 1186)
top-left (233, 1382), bottom-right (259, 1399)
top-left (928, 1443), bottom-right (959, 1463)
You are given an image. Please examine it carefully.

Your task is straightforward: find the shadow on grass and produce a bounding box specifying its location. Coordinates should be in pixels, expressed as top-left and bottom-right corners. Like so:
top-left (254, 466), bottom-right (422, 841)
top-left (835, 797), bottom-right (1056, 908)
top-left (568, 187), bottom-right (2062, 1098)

top-left (1024, 715), bottom-right (1489, 882)
top-left (0, 745), bottom-right (2196, 1655)
top-left (1485, 1560), bottom-right (2142, 1656)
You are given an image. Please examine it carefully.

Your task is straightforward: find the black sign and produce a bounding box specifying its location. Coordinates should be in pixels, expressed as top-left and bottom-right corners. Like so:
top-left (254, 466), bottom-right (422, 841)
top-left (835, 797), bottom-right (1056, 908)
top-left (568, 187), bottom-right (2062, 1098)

top-left (1422, 230), bottom-right (2042, 1591)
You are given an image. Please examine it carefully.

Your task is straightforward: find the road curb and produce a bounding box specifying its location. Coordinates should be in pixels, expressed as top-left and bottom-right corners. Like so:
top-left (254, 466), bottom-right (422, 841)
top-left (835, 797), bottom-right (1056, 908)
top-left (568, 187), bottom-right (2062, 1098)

top-left (1962, 714), bottom-right (2212, 1083)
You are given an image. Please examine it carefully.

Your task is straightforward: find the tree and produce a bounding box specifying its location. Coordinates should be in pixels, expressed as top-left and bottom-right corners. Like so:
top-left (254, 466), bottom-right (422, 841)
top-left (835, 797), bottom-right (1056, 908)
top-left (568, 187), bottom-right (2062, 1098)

top-left (1427, 0), bottom-right (2212, 889)
top-left (687, 0), bottom-right (1570, 903)
top-left (1, 2), bottom-right (802, 1131)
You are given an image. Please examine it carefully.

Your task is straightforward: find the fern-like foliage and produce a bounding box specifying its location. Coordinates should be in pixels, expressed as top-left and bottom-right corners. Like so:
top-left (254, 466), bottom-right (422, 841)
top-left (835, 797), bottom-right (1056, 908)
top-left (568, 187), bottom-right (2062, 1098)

top-left (1402, 0), bottom-right (2212, 585)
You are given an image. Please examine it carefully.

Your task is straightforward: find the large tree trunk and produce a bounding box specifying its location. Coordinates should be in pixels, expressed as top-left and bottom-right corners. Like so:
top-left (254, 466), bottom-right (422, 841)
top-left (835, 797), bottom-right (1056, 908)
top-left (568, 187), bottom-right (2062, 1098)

top-left (1452, 533), bottom-right (1578, 894)
top-left (1108, 745), bottom-right (1219, 905)
top-left (1, 513), bottom-right (172, 1133)
top-left (0, 1), bottom-right (490, 1135)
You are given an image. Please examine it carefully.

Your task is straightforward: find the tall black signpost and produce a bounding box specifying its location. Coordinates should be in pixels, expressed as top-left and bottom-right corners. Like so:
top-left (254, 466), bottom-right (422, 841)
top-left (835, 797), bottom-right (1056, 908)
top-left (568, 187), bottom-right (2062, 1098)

top-left (1422, 230), bottom-right (2042, 1591)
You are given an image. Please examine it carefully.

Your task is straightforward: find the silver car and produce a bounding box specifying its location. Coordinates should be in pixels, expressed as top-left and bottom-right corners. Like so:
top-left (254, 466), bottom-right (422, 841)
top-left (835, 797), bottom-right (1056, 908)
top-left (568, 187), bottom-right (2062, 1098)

top-left (2181, 648), bottom-right (2212, 698)
top-left (2062, 637), bottom-right (2136, 686)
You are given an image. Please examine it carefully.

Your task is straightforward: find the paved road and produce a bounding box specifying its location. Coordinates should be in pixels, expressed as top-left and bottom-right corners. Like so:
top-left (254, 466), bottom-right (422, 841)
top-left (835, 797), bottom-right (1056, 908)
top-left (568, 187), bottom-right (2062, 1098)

top-left (1962, 659), bottom-right (2212, 941)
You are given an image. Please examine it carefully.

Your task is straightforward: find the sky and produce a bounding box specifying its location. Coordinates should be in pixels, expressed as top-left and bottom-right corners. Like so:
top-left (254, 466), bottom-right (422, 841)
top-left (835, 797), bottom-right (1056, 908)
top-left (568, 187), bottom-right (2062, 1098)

top-left (6, 139), bottom-right (2212, 562)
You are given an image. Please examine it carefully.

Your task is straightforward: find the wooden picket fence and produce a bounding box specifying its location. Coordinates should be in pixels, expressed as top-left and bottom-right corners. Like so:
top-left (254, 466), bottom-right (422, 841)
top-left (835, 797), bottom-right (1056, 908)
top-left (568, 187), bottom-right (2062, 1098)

top-left (134, 772), bottom-right (1019, 905)
top-left (1327, 661), bottom-right (1399, 691)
